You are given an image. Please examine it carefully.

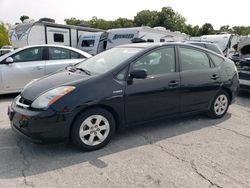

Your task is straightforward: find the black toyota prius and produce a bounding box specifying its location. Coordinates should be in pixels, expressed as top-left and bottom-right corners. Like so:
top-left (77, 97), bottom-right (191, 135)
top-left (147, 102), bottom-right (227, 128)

top-left (8, 43), bottom-right (239, 151)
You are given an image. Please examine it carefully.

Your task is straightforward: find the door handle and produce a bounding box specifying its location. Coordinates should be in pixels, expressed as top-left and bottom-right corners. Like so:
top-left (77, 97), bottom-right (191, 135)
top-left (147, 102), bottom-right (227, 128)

top-left (168, 80), bottom-right (179, 87)
top-left (33, 66), bottom-right (43, 70)
top-left (211, 74), bottom-right (219, 80)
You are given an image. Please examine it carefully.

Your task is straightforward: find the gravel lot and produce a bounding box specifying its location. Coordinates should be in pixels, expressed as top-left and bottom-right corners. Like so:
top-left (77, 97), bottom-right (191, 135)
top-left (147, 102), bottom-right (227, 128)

top-left (0, 92), bottom-right (250, 188)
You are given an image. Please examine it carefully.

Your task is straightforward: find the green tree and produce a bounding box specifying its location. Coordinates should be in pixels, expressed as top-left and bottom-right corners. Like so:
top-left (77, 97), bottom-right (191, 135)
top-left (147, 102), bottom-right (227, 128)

top-left (157, 7), bottom-right (186, 32)
top-left (0, 22), bottom-right (10, 48)
top-left (134, 10), bottom-right (159, 27)
top-left (219, 25), bottom-right (231, 33)
top-left (64, 17), bottom-right (88, 26)
top-left (200, 23), bottom-right (214, 35)
top-left (111, 18), bottom-right (135, 28)
top-left (20, 15), bottom-right (29, 23)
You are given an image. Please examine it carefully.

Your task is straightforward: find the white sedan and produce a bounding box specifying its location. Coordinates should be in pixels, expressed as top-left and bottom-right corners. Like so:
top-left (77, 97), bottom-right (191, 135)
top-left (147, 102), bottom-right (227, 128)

top-left (0, 44), bottom-right (91, 95)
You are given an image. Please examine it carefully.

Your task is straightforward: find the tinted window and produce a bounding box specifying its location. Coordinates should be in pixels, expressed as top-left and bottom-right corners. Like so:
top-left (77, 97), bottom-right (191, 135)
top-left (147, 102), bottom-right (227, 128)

top-left (179, 47), bottom-right (210, 71)
top-left (54, 34), bottom-right (64, 43)
top-left (209, 53), bottom-right (224, 66)
top-left (11, 47), bottom-right (43, 62)
top-left (206, 43), bottom-right (223, 55)
top-left (49, 47), bottom-right (70, 60)
top-left (133, 47), bottom-right (176, 76)
top-left (116, 67), bottom-right (128, 81)
top-left (81, 40), bottom-right (95, 47)
top-left (70, 50), bottom-right (84, 59)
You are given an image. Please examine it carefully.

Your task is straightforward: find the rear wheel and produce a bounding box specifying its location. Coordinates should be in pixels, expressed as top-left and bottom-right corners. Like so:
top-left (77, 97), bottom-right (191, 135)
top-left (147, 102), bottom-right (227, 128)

top-left (207, 90), bottom-right (230, 119)
top-left (71, 108), bottom-right (116, 151)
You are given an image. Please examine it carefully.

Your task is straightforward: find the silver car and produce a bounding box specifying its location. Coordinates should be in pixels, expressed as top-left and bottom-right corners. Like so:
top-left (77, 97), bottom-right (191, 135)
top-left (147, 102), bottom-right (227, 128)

top-left (0, 44), bottom-right (91, 94)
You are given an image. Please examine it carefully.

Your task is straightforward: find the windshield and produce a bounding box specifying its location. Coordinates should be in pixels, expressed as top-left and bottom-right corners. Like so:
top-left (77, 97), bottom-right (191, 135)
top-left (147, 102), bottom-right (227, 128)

top-left (76, 47), bottom-right (142, 74)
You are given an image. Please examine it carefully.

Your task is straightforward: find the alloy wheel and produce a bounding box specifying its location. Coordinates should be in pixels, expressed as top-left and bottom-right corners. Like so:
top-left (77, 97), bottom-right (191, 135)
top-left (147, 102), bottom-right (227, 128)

top-left (79, 115), bottom-right (110, 146)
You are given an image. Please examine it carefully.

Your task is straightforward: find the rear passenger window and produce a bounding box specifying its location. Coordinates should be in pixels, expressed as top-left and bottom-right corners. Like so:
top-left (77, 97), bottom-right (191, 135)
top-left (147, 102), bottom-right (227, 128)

top-left (49, 47), bottom-right (70, 60)
top-left (179, 47), bottom-right (210, 71)
top-left (70, 51), bottom-right (84, 59)
top-left (209, 53), bottom-right (224, 66)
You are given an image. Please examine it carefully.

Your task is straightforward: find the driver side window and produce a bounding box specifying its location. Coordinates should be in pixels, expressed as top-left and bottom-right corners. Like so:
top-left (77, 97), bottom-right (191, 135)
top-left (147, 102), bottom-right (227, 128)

top-left (132, 47), bottom-right (176, 77)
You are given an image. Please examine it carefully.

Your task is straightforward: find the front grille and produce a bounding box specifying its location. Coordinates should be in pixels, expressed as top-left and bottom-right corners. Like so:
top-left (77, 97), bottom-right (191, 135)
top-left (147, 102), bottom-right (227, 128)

top-left (16, 96), bottom-right (32, 109)
top-left (19, 97), bottom-right (32, 106)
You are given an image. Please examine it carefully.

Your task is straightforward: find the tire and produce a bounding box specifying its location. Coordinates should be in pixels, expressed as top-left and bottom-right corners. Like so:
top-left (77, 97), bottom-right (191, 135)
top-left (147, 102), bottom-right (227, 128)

top-left (207, 90), bottom-right (230, 119)
top-left (71, 108), bottom-right (116, 151)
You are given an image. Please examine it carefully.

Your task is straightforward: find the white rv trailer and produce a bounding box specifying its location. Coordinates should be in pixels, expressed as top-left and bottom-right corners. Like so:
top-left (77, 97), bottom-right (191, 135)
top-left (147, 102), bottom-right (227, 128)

top-left (77, 32), bottom-right (108, 55)
top-left (190, 34), bottom-right (239, 57)
top-left (106, 26), bottom-right (189, 50)
top-left (9, 18), bottom-right (103, 49)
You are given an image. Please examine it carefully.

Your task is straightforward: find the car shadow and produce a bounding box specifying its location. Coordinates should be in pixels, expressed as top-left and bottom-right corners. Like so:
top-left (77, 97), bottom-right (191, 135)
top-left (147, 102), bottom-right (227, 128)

top-left (236, 90), bottom-right (250, 107)
top-left (0, 93), bottom-right (19, 102)
top-left (0, 111), bottom-right (231, 179)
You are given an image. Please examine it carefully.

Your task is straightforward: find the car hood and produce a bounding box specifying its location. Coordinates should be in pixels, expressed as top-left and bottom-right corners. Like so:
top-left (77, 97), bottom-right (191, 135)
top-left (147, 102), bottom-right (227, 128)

top-left (21, 70), bottom-right (92, 101)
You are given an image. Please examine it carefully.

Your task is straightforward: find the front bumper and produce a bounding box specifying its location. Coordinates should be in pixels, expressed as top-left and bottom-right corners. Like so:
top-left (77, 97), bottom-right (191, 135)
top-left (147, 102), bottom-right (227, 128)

top-left (8, 99), bottom-right (76, 143)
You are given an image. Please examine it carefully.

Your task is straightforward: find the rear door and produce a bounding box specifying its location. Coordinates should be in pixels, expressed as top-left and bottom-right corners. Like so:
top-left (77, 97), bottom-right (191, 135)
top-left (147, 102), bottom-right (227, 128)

top-left (125, 46), bottom-right (181, 124)
top-left (178, 46), bottom-right (221, 113)
top-left (45, 47), bottom-right (86, 74)
top-left (1, 47), bottom-right (45, 91)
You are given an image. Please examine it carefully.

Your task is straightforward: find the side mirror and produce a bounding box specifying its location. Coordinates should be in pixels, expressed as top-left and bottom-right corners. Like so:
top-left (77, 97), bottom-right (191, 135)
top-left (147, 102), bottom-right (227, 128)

top-left (5, 57), bottom-right (14, 64)
top-left (129, 69), bottom-right (147, 79)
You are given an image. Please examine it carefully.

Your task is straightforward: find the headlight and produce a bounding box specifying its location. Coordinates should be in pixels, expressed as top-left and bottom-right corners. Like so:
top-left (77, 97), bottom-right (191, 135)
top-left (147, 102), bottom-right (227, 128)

top-left (31, 86), bottom-right (75, 109)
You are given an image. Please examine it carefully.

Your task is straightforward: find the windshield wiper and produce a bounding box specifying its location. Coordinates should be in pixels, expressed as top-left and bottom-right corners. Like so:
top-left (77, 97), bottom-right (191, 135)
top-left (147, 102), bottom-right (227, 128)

top-left (75, 67), bottom-right (91, 75)
top-left (66, 65), bottom-right (91, 75)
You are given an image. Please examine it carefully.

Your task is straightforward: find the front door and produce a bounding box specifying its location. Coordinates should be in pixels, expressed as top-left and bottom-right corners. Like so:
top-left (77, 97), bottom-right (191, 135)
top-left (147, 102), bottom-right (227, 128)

top-left (125, 46), bottom-right (180, 124)
top-left (1, 47), bottom-right (45, 91)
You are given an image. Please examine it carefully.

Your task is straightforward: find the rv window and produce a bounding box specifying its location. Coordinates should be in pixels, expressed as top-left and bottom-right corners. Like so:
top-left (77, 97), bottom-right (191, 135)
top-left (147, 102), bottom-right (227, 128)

top-left (160, 39), bottom-right (165, 42)
top-left (147, 39), bottom-right (154, 43)
top-left (54, 34), bottom-right (64, 43)
top-left (81, 40), bottom-right (95, 47)
top-left (49, 47), bottom-right (70, 60)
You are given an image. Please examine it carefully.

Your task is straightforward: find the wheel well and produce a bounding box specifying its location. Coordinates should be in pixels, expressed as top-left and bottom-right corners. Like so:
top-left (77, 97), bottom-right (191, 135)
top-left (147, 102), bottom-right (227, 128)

top-left (69, 104), bottom-right (120, 138)
top-left (222, 88), bottom-right (232, 103)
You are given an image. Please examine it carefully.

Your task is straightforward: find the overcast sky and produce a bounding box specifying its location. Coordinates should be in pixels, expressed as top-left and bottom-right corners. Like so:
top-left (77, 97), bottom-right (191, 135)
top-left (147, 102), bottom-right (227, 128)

top-left (0, 0), bottom-right (249, 29)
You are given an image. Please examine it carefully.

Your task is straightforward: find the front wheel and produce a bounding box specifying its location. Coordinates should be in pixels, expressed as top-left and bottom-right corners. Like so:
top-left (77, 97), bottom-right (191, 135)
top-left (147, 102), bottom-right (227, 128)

top-left (207, 91), bottom-right (230, 119)
top-left (71, 108), bottom-right (116, 151)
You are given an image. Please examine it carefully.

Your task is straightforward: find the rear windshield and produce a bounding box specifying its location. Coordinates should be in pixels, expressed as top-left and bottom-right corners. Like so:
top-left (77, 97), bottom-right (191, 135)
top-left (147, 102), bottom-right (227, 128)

top-left (76, 47), bottom-right (142, 74)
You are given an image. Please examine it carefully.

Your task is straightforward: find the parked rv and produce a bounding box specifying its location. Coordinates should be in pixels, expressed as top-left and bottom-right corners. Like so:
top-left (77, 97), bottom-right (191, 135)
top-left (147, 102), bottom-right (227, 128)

top-left (77, 32), bottom-right (108, 55)
top-left (106, 27), bottom-right (189, 50)
top-left (190, 34), bottom-right (239, 58)
top-left (77, 26), bottom-right (189, 55)
top-left (9, 18), bottom-right (103, 49)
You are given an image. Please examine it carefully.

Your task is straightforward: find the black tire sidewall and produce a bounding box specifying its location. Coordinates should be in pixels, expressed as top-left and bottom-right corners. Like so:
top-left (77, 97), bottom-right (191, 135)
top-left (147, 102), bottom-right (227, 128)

top-left (209, 90), bottom-right (230, 119)
top-left (71, 108), bottom-right (116, 151)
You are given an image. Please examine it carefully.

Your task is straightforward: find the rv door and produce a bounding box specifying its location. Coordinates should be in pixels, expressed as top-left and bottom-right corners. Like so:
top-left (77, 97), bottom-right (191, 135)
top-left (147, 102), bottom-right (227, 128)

top-left (97, 32), bottom-right (108, 54)
top-left (46, 27), bottom-right (71, 46)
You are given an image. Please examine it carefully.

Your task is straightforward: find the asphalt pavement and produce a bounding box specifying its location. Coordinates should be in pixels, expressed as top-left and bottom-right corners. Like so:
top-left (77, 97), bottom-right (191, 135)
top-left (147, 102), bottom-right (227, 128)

top-left (0, 92), bottom-right (249, 188)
